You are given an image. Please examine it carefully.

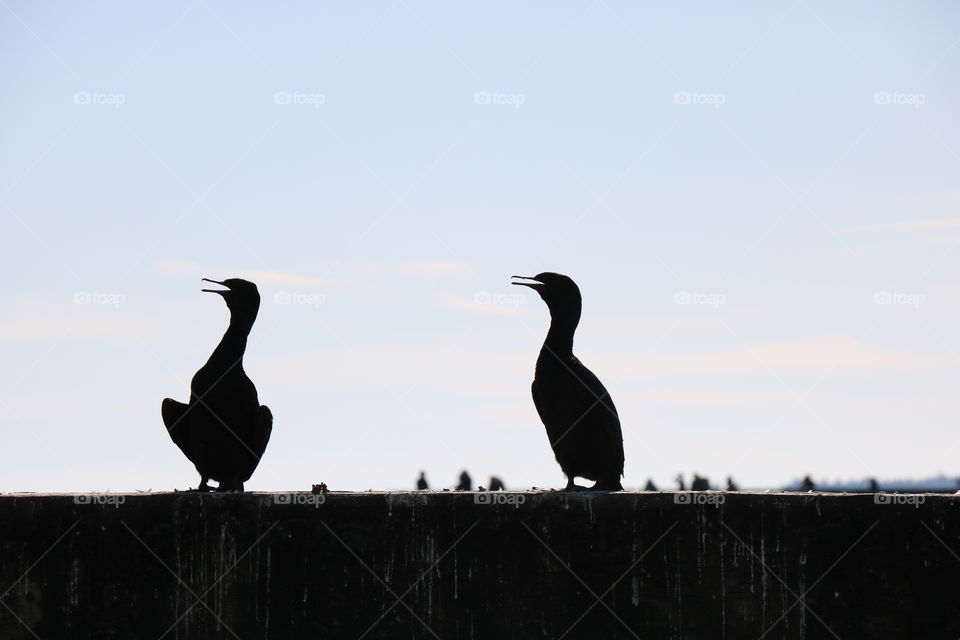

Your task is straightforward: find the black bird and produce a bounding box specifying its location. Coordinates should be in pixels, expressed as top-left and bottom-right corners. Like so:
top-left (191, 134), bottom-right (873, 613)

top-left (456, 470), bottom-right (472, 491)
top-left (488, 476), bottom-right (505, 491)
top-left (416, 471), bottom-right (429, 490)
top-left (161, 278), bottom-right (272, 492)
top-left (513, 273), bottom-right (624, 491)
top-left (691, 473), bottom-right (710, 491)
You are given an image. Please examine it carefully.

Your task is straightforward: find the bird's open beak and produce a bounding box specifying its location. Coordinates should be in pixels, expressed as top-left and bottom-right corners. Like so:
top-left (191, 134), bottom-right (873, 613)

top-left (201, 278), bottom-right (230, 295)
top-left (511, 275), bottom-right (544, 291)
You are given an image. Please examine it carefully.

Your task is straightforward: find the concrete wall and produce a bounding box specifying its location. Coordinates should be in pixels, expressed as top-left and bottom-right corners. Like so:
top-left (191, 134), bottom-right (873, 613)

top-left (0, 491), bottom-right (957, 638)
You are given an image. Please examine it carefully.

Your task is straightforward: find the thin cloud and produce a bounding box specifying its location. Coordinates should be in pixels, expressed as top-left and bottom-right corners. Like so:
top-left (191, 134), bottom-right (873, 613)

top-left (599, 336), bottom-right (952, 378)
top-left (393, 260), bottom-right (473, 281)
top-left (158, 259), bottom-right (342, 288)
top-left (0, 298), bottom-right (171, 342)
top-left (250, 343), bottom-right (530, 393)
top-left (620, 388), bottom-right (798, 410)
top-left (853, 218), bottom-right (960, 233)
top-left (439, 292), bottom-right (529, 316)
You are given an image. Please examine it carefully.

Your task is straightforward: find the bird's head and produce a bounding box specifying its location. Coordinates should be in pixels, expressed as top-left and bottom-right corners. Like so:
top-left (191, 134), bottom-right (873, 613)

top-left (511, 272), bottom-right (582, 318)
top-left (201, 278), bottom-right (260, 315)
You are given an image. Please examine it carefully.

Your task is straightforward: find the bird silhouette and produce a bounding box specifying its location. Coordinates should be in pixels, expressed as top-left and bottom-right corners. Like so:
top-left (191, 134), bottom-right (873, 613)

top-left (513, 273), bottom-right (624, 491)
top-left (161, 278), bottom-right (272, 492)
top-left (416, 471), bottom-right (429, 490)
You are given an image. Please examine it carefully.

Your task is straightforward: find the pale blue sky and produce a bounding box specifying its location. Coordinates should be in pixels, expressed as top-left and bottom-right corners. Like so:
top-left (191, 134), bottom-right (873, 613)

top-left (1, 1), bottom-right (959, 491)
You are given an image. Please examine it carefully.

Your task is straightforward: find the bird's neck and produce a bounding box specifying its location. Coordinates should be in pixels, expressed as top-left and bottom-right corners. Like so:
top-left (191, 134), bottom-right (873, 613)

top-left (542, 309), bottom-right (579, 358)
top-left (207, 311), bottom-right (256, 371)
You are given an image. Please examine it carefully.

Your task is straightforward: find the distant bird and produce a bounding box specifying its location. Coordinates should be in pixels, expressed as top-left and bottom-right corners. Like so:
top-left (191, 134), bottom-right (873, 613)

top-left (513, 273), bottom-right (624, 491)
top-left (867, 477), bottom-right (879, 493)
top-left (725, 476), bottom-right (739, 491)
top-left (644, 479), bottom-right (658, 491)
top-left (416, 471), bottom-right (429, 490)
top-left (799, 475), bottom-right (816, 492)
top-left (456, 470), bottom-right (472, 491)
top-left (691, 473), bottom-right (710, 491)
top-left (161, 278), bottom-right (272, 492)
top-left (675, 474), bottom-right (686, 491)
top-left (489, 476), bottom-right (505, 491)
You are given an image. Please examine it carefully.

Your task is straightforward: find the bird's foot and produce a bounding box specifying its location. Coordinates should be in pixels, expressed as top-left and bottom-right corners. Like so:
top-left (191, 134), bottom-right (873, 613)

top-left (564, 480), bottom-right (590, 492)
top-left (590, 480), bottom-right (624, 492)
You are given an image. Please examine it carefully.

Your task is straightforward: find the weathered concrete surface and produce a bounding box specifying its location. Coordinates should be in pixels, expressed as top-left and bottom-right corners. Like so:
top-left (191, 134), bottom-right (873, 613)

top-left (0, 491), bottom-right (958, 638)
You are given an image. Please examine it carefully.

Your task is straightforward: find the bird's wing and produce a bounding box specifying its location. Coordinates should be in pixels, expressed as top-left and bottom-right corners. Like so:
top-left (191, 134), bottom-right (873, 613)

top-left (531, 379), bottom-right (548, 425)
top-left (252, 405), bottom-right (273, 461)
top-left (238, 405), bottom-right (272, 483)
top-left (161, 398), bottom-right (194, 458)
top-left (570, 358), bottom-right (625, 474)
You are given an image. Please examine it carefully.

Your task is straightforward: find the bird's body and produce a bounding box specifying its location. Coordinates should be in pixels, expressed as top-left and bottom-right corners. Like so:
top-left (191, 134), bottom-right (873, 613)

top-left (514, 273), bottom-right (624, 491)
top-left (162, 278), bottom-right (272, 492)
top-left (691, 474), bottom-right (710, 491)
